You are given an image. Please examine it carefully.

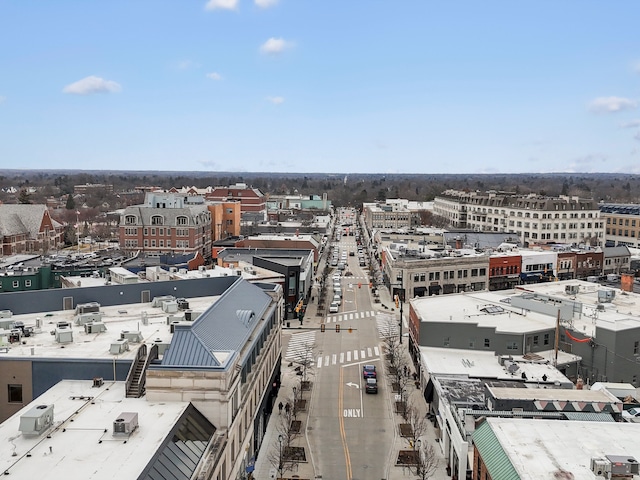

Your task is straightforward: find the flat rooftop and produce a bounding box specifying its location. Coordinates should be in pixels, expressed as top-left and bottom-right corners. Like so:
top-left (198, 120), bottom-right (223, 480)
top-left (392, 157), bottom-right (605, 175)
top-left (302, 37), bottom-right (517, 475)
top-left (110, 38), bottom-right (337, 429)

top-left (482, 417), bottom-right (640, 479)
top-left (486, 386), bottom-right (620, 403)
top-left (411, 290), bottom-right (555, 334)
top-left (0, 380), bottom-right (199, 479)
top-left (411, 280), bottom-right (640, 335)
top-left (419, 347), bottom-right (574, 385)
top-left (0, 294), bottom-right (222, 360)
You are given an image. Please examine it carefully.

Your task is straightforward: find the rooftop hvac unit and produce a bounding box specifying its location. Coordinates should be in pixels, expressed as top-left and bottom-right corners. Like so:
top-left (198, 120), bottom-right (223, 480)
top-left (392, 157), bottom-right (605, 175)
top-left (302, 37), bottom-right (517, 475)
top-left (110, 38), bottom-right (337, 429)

top-left (75, 302), bottom-right (100, 315)
top-left (75, 312), bottom-right (104, 326)
top-left (19, 404), bottom-right (54, 436)
top-left (84, 322), bottom-right (106, 334)
top-left (55, 322), bottom-right (73, 344)
top-left (141, 311), bottom-right (148, 326)
top-left (169, 266), bottom-right (178, 273)
top-left (177, 299), bottom-right (189, 310)
top-left (109, 339), bottom-right (129, 354)
top-left (162, 300), bottom-right (179, 313)
top-left (120, 330), bottom-right (143, 343)
top-left (113, 412), bottom-right (138, 435)
top-left (598, 290), bottom-right (616, 303)
top-left (151, 295), bottom-right (175, 307)
top-left (0, 310), bottom-right (12, 319)
top-left (0, 319), bottom-right (13, 330)
top-left (590, 456), bottom-right (640, 478)
top-left (564, 285), bottom-right (579, 295)
top-left (198, 265), bottom-right (206, 272)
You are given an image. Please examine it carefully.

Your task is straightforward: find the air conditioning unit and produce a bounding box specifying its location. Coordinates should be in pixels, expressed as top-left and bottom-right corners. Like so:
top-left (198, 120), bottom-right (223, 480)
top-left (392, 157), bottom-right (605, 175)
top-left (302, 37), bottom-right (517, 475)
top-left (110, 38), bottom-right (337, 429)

top-left (198, 265), bottom-right (206, 272)
top-left (564, 285), bottom-right (579, 295)
top-left (113, 412), bottom-right (138, 435)
top-left (109, 339), bottom-right (129, 354)
top-left (120, 330), bottom-right (143, 343)
top-left (19, 404), bottom-right (54, 436)
top-left (84, 322), bottom-right (106, 334)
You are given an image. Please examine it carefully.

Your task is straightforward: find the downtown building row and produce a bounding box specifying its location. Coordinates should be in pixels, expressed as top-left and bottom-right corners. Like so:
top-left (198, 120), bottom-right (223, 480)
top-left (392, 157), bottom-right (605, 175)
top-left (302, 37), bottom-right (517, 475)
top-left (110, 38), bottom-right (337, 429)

top-left (375, 230), bottom-right (633, 300)
top-left (0, 275), bottom-right (284, 480)
top-left (406, 279), bottom-right (640, 479)
top-left (433, 190), bottom-right (604, 247)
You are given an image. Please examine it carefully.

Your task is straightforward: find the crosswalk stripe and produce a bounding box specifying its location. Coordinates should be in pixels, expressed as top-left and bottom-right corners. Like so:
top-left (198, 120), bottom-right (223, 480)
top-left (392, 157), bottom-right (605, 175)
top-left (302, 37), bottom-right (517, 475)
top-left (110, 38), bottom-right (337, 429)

top-left (339, 352), bottom-right (344, 363)
top-left (367, 347), bottom-right (372, 357)
top-left (325, 355), bottom-right (329, 366)
top-left (361, 349), bottom-right (365, 358)
top-left (354, 350), bottom-right (359, 360)
top-left (332, 354), bottom-right (337, 365)
top-left (317, 357), bottom-right (322, 368)
top-left (374, 346), bottom-right (380, 356)
top-left (347, 351), bottom-right (351, 362)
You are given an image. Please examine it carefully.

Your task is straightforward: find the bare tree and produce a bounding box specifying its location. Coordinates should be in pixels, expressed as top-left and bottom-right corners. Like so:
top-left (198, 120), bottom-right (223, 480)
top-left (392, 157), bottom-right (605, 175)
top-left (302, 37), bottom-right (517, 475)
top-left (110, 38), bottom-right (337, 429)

top-left (380, 313), bottom-right (411, 418)
top-left (267, 403), bottom-right (302, 477)
top-left (404, 402), bottom-right (429, 449)
top-left (412, 441), bottom-right (439, 480)
top-left (291, 339), bottom-right (316, 396)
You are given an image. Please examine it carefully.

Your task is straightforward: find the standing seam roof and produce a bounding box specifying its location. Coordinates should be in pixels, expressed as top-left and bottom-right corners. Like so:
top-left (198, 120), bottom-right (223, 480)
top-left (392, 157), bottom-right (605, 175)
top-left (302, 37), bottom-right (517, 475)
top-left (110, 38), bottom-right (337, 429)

top-left (472, 420), bottom-right (520, 480)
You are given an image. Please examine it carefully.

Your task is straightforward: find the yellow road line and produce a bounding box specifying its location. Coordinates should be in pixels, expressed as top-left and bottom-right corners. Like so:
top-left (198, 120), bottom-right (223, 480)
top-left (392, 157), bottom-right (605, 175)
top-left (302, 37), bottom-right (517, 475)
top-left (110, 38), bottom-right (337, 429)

top-left (338, 367), bottom-right (352, 479)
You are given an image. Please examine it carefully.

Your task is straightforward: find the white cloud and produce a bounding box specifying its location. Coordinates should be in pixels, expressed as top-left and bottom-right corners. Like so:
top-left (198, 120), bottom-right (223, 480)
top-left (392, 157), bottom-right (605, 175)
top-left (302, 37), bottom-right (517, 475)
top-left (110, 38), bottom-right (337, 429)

top-left (62, 76), bottom-right (122, 95)
top-left (588, 96), bottom-right (637, 113)
top-left (176, 60), bottom-right (201, 70)
top-left (259, 37), bottom-right (291, 54)
top-left (634, 131), bottom-right (640, 142)
top-left (205, 0), bottom-right (238, 10)
top-left (206, 72), bottom-right (222, 81)
top-left (266, 96), bottom-right (284, 104)
top-left (255, 0), bottom-right (279, 8)
top-left (620, 119), bottom-right (640, 129)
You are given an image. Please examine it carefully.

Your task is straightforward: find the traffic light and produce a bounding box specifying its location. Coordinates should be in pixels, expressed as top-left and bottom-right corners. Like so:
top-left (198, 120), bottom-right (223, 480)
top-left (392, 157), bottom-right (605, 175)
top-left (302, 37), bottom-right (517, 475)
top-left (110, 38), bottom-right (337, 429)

top-left (348, 327), bottom-right (353, 333)
top-left (320, 324), bottom-right (325, 332)
top-left (335, 324), bottom-right (340, 333)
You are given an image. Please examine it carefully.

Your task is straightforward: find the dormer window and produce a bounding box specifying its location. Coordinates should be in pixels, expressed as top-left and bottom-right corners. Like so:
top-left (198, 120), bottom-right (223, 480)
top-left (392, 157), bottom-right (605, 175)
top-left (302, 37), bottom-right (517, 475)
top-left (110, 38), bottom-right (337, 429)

top-left (125, 215), bottom-right (137, 225)
top-left (151, 215), bottom-right (164, 225)
top-left (177, 216), bottom-right (188, 226)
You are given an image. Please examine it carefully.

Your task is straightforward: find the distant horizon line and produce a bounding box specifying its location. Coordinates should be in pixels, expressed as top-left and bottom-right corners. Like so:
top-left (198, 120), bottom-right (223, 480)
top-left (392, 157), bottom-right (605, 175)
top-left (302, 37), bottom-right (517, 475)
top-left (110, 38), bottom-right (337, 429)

top-left (0, 169), bottom-right (638, 177)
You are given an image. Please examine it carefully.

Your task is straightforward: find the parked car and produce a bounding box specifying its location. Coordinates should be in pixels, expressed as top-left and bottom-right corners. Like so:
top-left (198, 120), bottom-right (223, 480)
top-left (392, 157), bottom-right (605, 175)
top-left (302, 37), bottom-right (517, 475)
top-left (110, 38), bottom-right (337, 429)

top-left (622, 407), bottom-right (640, 423)
top-left (362, 365), bottom-right (377, 378)
top-left (365, 378), bottom-right (378, 394)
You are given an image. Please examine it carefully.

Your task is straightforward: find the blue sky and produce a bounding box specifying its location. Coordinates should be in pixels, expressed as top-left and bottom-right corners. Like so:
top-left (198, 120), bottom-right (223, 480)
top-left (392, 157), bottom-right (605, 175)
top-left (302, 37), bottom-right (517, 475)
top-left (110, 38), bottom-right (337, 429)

top-left (1, 1), bottom-right (640, 174)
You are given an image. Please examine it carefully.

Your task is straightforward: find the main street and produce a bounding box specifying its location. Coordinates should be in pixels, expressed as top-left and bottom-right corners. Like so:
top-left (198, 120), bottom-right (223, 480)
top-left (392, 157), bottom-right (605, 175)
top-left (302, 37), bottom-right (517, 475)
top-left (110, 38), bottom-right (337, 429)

top-left (302, 211), bottom-right (396, 480)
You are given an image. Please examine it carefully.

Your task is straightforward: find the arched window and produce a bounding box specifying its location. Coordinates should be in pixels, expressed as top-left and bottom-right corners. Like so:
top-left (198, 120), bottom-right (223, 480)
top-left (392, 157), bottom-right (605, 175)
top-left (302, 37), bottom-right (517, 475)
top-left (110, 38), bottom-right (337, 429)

top-left (176, 216), bottom-right (189, 226)
top-left (151, 215), bottom-right (164, 225)
top-left (125, 215), bottom-right (137, 225)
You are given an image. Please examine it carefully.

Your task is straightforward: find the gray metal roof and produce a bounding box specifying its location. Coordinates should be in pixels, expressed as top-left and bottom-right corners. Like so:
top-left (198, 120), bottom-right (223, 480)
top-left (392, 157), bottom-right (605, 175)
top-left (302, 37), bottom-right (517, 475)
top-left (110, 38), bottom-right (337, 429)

top-left (0, 204), bottom-right (61, 237)
top-left (161, 278), bottom-right (272, 368)
top-left (603, 245), bottom-right (631, 257)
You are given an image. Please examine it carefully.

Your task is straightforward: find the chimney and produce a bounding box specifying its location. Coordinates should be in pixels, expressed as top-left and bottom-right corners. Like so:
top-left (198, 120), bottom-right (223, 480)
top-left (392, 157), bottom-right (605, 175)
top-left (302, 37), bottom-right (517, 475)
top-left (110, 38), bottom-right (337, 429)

top-left (621, 273), bottom-right (634, 292)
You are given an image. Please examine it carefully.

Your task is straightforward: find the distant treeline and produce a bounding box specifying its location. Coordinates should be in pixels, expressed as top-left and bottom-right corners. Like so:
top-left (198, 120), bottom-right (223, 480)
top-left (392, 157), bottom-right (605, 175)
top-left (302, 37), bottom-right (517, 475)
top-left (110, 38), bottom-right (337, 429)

top-left (1, 170), bottom-right (639, 207)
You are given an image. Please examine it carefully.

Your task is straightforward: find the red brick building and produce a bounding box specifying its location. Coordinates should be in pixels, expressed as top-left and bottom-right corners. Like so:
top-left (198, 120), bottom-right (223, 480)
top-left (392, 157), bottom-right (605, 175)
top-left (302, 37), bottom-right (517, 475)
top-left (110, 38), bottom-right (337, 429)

top-left (205, 183), bottom-right (266, 213)
top-left (119, 193), bottom-right (212, 259)
top-left (488, 252), bottom-right (521, 291)
top-left (0, 204), bottom-right (65, 255)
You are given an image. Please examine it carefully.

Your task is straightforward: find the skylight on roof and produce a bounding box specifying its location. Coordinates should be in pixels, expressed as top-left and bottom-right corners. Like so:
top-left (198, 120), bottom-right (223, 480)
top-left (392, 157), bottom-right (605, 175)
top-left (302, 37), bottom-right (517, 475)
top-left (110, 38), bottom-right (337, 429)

top-left (480, 305), bottom-right (505, 314)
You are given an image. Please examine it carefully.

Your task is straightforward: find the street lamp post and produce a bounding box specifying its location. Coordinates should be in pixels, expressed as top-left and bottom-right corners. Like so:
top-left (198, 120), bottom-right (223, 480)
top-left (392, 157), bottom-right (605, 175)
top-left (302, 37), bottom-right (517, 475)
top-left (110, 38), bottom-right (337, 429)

top-left (393, 270), bottom-right (404, 344)
top-left (416, 439), bottom-right (422, 476)
top-left (278, 434), bottom-right (283, 478)
top-left (76, 210), bottom-right (80, 254)
top-left (292, 386), bottom-right (297, 418)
